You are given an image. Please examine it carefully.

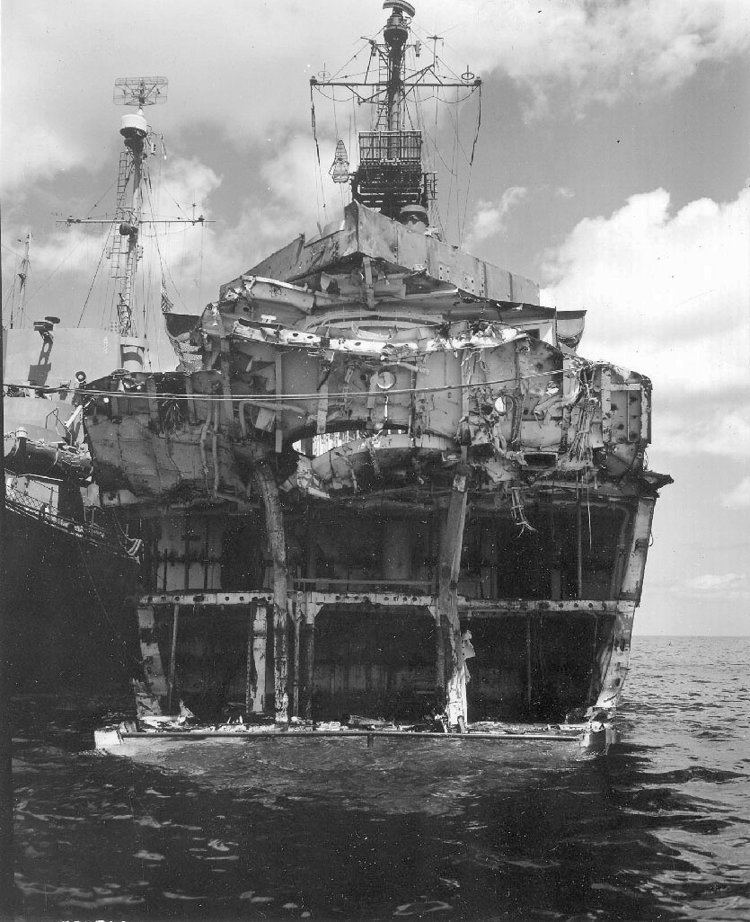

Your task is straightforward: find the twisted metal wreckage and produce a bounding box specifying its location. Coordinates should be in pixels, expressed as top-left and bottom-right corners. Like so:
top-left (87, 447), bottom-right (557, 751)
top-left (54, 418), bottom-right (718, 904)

top-left (85, 1), bottom-right (670, 753)
top-left (87, 202), bottom-right (671, 753)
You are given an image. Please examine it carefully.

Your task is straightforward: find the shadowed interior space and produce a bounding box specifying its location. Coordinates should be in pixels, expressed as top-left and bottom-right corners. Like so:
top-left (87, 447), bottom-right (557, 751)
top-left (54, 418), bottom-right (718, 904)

top-left (312, 607), bottom-right (437, 721)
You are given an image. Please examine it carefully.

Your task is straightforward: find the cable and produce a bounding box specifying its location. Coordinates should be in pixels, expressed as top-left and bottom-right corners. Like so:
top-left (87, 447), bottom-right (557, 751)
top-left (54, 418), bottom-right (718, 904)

top-left (76, 233), bottom-right (112, 326)
top-left (15, 363), bottom-right (591, 404)
top-left (310, 87), bottom-right (328, 224)
top-left (460, 84), bottom-right (482, 242)
top-left (146, 182), bottom-right (185, 311)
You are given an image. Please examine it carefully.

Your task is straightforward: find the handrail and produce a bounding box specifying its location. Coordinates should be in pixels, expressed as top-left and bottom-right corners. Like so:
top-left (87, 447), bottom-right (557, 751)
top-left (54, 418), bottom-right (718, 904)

top-left (4, 485), bottom-right (133, 558)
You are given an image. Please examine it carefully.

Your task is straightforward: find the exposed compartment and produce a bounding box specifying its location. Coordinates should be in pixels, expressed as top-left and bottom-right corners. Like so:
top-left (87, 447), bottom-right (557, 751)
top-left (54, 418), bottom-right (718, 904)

top-left (459, 503), bottom-right (630, 601)
top-left (151, 604), bottom-right (262, 723)
top-left (312, 606), bottom-right (437, 721)
top-left (462, 612), bottom-right (615, 722)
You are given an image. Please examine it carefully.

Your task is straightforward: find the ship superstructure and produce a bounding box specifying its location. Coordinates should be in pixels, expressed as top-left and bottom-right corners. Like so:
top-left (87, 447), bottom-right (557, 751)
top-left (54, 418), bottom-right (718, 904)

top-left (1, 78), bottom-right (189, 690)
top-left (86, 2), bottom-right (671, 750)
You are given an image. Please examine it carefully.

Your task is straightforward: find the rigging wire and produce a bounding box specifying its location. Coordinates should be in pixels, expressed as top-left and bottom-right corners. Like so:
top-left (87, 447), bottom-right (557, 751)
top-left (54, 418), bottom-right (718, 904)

top-left (22, 235), bottom-right (89, 308)
top-left (460, 84), bottom-right (482, 243)
top-left (0, 241), bottom-right (23, 259)
top-left (73, 157), bottom-right (137, 326)
top-left (28, 364), bottom-right (578, 404)
top-left (1, 251), bottom-right (20, 318)
top-left (76, 234), bottom-right (112, 326)
top-left (309, 86), bottom-right (328, 225)
top-left (146, 181), bottom-right (186, 312)
top-left (329, 40), bottom-right (372, 80)
top-left (83, 179), bottom-right (117, 218)
top-left (199, 217), bottom-right (205, 302)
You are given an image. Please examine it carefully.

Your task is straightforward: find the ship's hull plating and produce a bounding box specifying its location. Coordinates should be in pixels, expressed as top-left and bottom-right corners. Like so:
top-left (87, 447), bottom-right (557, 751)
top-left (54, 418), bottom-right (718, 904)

top-left (3, 505), bottom-right (139, 695)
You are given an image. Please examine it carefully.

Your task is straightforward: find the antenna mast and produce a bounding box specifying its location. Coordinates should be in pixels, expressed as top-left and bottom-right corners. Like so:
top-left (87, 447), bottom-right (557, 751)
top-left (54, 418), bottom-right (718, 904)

top-left (62, 77), bottom-right (211, 349)
top-left (383, 0), bottom-right (409, 132)
top-left (111, 77), bottom-right (167, 337)
top-left (8, 233), bottom-right (30, 330)
top-left (311, 1), bottom-right (480, 222)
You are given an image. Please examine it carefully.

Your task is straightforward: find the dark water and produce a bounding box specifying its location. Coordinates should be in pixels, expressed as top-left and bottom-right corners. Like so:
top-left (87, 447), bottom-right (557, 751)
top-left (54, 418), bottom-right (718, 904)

top-left (11, 636), bottom-right (750, 921)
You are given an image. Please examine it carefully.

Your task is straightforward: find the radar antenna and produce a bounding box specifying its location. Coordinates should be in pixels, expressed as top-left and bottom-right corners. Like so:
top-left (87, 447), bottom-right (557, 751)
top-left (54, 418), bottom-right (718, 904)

top-left (104, 77), bottom-right (168, 339)
top-left (113, 76), bottom-right (168, 108)
top-left (311, 2), bottom-right (481, 222)
top-left (60, 77), bottom-right (212, 370)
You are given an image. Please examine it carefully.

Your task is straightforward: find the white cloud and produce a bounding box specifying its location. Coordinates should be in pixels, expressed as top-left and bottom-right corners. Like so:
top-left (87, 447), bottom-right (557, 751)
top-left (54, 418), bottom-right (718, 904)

top-left (0, 126), bottom-right (83, 195)
top-left (540, 186), bottom-right (750, 394)
top-left (721, 476), bottom-right (750, 508)
top-left (681, 572), bottom-right (748, 592)
top-left (3, 135), bottom-right (327, 329)
top-left (4, 0), bottom-right (750, 194)
top-left (464, 187), bottom-right (527, 249)
top-left (437, 0), bottom-right (750, 114)
top-left (655, 407), bottom-right (750, 461)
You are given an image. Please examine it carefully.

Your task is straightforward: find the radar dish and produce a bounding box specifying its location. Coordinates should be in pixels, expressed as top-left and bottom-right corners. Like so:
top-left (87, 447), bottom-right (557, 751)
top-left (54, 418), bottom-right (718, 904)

top-left (113, 77), bottom-right (168, 107)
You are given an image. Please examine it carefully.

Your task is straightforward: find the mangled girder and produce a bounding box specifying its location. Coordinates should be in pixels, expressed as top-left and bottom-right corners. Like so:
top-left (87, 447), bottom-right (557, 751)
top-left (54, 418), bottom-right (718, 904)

top-left (80, 319), bottom-right (653, 508)
top-left (222, 318), bottom-right (612, 467)
top-left (221, 201), bottom-right (540, 305)
top-left (80, 373), bottom-right (254, 505)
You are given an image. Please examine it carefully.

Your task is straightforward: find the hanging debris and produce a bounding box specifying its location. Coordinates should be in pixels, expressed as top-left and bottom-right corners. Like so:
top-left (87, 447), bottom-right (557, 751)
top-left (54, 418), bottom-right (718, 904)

top-left (85, 1), bottom-right (671, 757)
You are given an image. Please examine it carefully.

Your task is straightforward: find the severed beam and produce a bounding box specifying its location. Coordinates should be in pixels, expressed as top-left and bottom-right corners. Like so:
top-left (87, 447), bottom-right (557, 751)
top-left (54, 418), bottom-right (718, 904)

top-left (251, 460), bottom-right (290, 723)
top-left (438, 468), bottom-right (469, 727)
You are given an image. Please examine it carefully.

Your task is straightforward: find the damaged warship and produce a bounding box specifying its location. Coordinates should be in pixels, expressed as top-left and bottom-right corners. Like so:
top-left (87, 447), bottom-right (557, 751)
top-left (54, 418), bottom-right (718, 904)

top-left (89, 0), bottom-right (671, 754)
top-left (2, 77), bottom-right (193, 691)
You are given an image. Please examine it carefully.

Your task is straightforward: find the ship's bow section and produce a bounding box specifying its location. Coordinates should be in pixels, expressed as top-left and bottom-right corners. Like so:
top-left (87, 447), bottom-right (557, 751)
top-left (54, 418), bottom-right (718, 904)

top-left (81, 220), bottom-right (670, 735)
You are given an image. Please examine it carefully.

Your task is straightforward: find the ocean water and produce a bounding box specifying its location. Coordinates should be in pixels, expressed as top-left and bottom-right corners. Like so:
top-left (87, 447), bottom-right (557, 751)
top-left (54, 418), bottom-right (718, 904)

top-left (10, 635), bottom-right (750, 921)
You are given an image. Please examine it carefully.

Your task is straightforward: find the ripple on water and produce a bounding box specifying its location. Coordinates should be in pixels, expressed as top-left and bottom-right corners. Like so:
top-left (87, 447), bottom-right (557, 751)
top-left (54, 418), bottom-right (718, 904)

top-left (10, 635), bottom-right (750, 920)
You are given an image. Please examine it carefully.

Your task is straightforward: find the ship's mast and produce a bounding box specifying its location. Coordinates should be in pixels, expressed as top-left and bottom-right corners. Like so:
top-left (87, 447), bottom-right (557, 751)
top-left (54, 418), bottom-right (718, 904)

top-left (64, 77), bottom-right (210, 354)
top-left (112, 77), bottom-right (167, 337)
top-left (383, 1), bottom-right (409, 132)
top-left (312, 1), bottom-right (480, 222)
top-left (8, 233), bottom-right (30, 330)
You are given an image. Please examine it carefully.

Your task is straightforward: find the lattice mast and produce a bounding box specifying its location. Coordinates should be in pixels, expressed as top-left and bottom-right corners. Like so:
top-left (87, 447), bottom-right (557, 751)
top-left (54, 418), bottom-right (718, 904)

top-left (8, 233), bottom-right (31, 330)
top-left (312, 1), bottom-right (481, 221)
top-left (111, 77), bottom-right (167, 336)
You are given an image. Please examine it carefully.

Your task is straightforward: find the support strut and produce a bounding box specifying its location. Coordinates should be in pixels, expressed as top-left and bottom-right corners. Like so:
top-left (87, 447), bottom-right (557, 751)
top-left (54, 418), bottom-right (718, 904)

top-left (438, 468), bottom-right (469, 727)
top-left (251, 460), bottom-right (290, 723)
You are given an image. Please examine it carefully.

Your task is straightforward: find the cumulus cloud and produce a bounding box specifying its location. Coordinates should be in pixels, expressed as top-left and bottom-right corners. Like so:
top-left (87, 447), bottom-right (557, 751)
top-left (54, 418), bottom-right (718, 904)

top-left (540, 186), bottom-right (750, 393)
top-left (0, 126), bottom-right (83, 196)
top-left (654, 406), bottom-right (750, 461)
top-left (434, 0), bottom-right (750, 115)
top-left (721, 476), bottom-right (750, 508)
top-left (4, 0), bottom-right (750, 192)
top-left (4, 134), bottom-right (327, 331)
top-left (464, 187), bottom-right (527, 250)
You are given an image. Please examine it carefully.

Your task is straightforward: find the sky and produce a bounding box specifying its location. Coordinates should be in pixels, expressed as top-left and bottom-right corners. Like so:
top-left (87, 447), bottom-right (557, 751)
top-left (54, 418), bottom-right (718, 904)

top-left (2, 0), bottom-right (749, 635)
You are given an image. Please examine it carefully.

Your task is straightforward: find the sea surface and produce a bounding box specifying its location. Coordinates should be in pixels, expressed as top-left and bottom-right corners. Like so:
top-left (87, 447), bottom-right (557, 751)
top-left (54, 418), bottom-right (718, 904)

top-left (10, 635), bottom-right (750, 921)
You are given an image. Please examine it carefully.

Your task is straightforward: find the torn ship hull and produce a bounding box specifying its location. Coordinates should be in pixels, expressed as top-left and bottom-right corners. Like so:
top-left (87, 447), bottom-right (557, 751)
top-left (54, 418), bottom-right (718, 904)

top-left (83, 203), bottom-right (670, 750)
